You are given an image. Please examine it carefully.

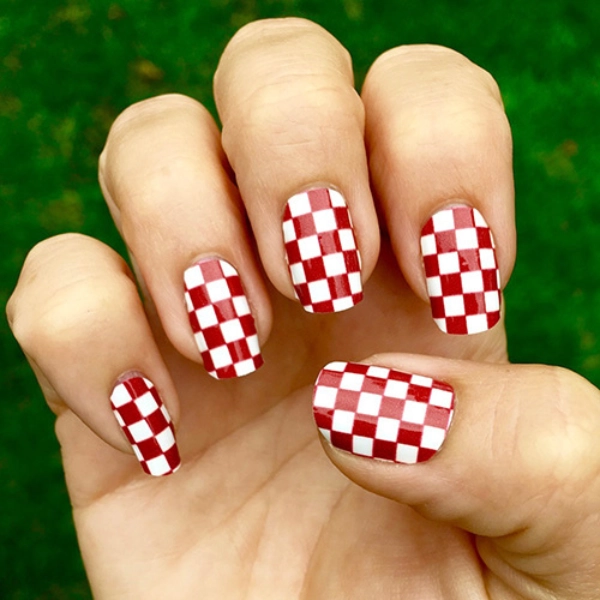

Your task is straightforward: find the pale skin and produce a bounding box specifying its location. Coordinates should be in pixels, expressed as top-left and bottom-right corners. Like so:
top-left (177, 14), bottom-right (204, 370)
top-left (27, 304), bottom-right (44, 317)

top-left (7, 17), bottom-right (600, 599)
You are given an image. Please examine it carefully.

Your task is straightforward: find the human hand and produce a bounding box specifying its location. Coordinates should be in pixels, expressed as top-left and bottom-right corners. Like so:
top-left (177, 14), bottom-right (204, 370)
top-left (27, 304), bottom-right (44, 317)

top-left (7, 17), bottom-right (600, 599)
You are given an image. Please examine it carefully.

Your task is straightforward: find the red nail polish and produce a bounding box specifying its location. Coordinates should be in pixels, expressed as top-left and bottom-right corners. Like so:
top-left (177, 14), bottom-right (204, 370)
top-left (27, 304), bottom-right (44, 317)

top-left (184, 258), bottom-right (263, 379)
top-left (421, 205), bottom-right (501, 335)
top-left (110, 376), bottom-right (180, 476)
top-left (313, 362), bottom-right (454, 464)
top-left (283, 188), bottom-right (362, 313)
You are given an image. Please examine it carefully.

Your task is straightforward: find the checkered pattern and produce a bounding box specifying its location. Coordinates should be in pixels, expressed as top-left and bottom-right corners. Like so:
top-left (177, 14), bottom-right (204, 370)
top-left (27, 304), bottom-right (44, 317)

top-left (110, 376), bottom-right (180, 477)
top-left (184, 258), bottom-right (263, 379)
top-left (421, 206), bottom-right (501, 335)
top-left (313, 362), bottom-right (454, 464)
top-left (282, 188), bottom-right (362, 313)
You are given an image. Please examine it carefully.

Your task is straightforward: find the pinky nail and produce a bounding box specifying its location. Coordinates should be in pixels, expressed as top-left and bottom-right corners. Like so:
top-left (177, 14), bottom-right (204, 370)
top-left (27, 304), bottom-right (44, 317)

top-left (110, 375), bottom-right (181, 476)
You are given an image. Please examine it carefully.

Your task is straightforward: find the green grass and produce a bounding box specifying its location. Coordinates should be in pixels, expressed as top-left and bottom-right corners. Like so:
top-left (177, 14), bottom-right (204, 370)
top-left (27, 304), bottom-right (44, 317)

top-left (1, 0), bottom-right (599, 597)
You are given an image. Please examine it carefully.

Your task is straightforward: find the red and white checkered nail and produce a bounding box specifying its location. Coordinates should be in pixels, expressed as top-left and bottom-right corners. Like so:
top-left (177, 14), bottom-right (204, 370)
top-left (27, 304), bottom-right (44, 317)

top-left (282, 188), bottom-right (363, 313)
top-left (421, 205), bottom-right (501, 335)
top-left (184, 257), bottom-right (263, 379)
top-left (110, 376), bottom-right (181, 476)
top-left (313, 362), bottom-right (454, 464)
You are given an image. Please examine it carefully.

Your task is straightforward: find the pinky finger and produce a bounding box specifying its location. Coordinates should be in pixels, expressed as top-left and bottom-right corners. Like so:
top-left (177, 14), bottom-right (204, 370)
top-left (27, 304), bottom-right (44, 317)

top-left (6, 234), bottom-right (181, 479)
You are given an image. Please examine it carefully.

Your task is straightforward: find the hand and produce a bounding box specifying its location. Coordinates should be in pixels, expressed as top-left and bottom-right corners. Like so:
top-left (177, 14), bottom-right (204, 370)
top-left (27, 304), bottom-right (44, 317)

top-left (7, 18), bottom-right (600, 599)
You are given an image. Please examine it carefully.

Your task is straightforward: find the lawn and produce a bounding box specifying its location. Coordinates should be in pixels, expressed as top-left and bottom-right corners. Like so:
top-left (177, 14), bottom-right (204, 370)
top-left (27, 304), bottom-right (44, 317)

top-left (1, 0), bottom-right (599, 597)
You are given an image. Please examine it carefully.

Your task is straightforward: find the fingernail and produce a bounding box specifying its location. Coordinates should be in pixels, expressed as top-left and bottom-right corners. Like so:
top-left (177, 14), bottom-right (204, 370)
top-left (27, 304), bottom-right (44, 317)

top-left (184, 257), bottom-right (263, 379)
top-left (420, 205), bottom-right (501, 335)
top-left (282, 187), bottom-right (363, 313)
top-left (110, 375), bottom-right (181, 476)
top-left (313, 362), bottom-right (454, 464)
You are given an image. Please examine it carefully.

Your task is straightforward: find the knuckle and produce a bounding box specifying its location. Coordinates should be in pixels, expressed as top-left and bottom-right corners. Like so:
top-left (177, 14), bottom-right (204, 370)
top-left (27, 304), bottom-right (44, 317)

top-left (103, 93), bottom-right (203, 148)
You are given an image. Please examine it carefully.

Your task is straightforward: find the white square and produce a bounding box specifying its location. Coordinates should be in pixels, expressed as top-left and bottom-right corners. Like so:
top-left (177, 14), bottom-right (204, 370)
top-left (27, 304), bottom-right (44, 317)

top-left (426, 276), bottom-right (442, 298)
top-left (420, 425), bottom-right (446, 451)
top-left (127, 419), bottom-right (153, 442)
top-left (348, 271), bottom-right (362, 294)
top-left (205, 279), bottom-right (231, 303)
top-left (485, 290), bottom-right (500, 312)
top-left (234, 358), bottom-right (257, 377)
top-left (438, 252), bottom-right (460, 274)
top-left (145, 455), bottom-right (171, 477)
top-left (307, 279), bottom-right (331, 303)
top-left (287, 192), bottom-right (311, 216)
top-left (396, 444), bottom-right (419, 464)
top-left (356, 392), bottom-right (382, 415)
top-left (411, 374), bottom-right (433, 387)
top-left (332, 410), bottom-right (355, 433)
top-left (195, 304), bottom-right (219, 328)
top-left (246, 334), bottom-right (260, 356)
top-left (402, 400), bottom-right (427, 424)
top-left (110, 384), bottom-right (132, 408)
top-left (232, 295), bottom-right (251, 316)
top-left (455, 227), bottom-right (478, 250)
top-left (221, 319), bottom-right (245, 343)
top-left (135, 391), bottom-right (159, 417)
top-left (465, 313), bottom-right (488, 334)
top-left (155, 427), bottom-right (175, 452)
top-left (298, 235), bottom-right (322, 260)
top-left (184, 291), bottom-right (195, 312)
top-left (429, 388), bottom-right (453, 408)
top-left (332, 296), bottom-right (355, 312)
top-left (461, 271), bottom-right (484, 293)
top-left (420, 233), bottom-right (437, 256)
top-left (220, 260), bottom-right (236, 277)
top-left (366, 366), bottom-right (389, 379)
top-left (384, 378), bottom-right (409, 399)
top-left (318, 428), bottom-right (332, 443)
top-left (209, 345), bottom-right (233, 368)
top-left (313, 385), bottom-right (338, 409)
top-left (289, 261), bottom-right (306, 284)
top-left (340, 372), bottom-right (365, 391)
top-left (329, 189), bottom-right (346, 207)
top-left (479, 248), bottom-right (496, 270)
top-left (326, 361), bottom-right (347, 372)
top-left (443, 295), bottom-right (466, 317)
top-left (183, 265), bottom-right (204, 288)
top-left (313, 208), bottom-right (337, 233)
top-left (352, 436), bottom-right (374, 457)
top-left (375, 417), bottom-right (400, 441)
top-left (282, 218), bottom-right (297, 242)
top-left (431, 209), bottom-right (455, 232)
top-left (323, 252), bottom-right (347, 277)
top-left (473, 208), bottom-right (487, 227)
top-left (338, 228), bottom-right (356, 251)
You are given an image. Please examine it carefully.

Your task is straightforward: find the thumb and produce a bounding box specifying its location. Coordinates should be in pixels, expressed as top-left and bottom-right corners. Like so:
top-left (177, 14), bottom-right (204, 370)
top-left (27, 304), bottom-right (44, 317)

top-left (312, 356), bottom-right (600, 599)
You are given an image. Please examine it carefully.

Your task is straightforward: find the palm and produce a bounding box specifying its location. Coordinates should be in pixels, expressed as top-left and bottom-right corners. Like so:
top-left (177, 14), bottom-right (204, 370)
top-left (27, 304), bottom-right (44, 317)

top-left (58, 242), bottom-right (507, 598)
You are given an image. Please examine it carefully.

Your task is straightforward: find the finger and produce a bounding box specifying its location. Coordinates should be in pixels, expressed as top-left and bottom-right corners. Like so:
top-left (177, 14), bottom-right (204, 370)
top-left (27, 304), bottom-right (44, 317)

top-left (363, 45), bottom-right (515, 335)
top-left (99, 94), bottom-right (267, 379)
top-left (7, 234), bottom-right (181, 477)
top-left (214, 18), bottom-right (379, 313)
top-left (312, 357), bottom-right (600, 597)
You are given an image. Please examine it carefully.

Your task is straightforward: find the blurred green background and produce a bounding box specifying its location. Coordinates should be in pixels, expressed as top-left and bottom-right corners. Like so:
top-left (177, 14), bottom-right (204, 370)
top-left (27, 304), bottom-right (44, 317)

top-left (1, 0), bottom-right (599, 597)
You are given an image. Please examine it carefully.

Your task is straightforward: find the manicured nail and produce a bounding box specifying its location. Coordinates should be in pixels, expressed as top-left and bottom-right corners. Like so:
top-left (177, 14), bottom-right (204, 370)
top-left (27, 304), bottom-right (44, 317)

top-left (184, 257), bottom-right (263, 379)
top-left (110, 376), bottom-right (181, 477)
top-left (313, 362), bottom-right (454, 464)
top-left (282, 188), bottom-right (362, 313)
top-left (420, 205), bottom-right (501, 335)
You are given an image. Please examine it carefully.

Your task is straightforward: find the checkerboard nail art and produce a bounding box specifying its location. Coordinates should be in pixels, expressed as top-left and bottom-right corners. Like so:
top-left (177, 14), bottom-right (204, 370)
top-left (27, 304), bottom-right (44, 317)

top-left (110, 376), bottom-right (180, 476)
top-left (421, 205), bottom-right (501, 335)
top-left (282, 188), bottom-right (362, 313)
top-left (184, 258), bottom-right (263, 379)
top-left (313, 362), bottom-right (454, 464)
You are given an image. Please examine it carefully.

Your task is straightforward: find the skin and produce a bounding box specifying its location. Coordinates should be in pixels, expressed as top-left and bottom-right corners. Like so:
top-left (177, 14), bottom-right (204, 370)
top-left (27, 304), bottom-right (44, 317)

top-left (7, 18), bottom-right (600, 600)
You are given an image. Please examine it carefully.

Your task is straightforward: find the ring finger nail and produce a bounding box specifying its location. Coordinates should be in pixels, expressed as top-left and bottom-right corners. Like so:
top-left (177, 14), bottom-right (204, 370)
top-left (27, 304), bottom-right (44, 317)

top-left (420, 205), bottom-right (501, 335)
top-left (313, 362), bottom-right (455, 464)
top-left (184, 257), bottom-right (263, 379)
top-left (282, 188), bottom-right (363, 313)
top-left (110, 375), bottom-right (181, 476)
